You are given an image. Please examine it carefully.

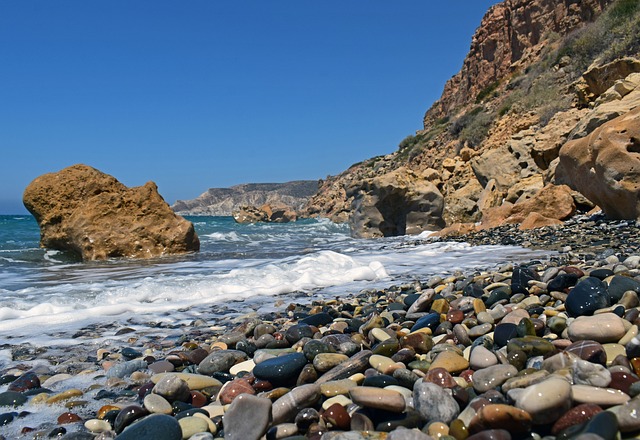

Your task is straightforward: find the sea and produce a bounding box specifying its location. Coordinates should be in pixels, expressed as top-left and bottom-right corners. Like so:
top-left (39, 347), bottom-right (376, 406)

top-left (0, 215), bottom-right (551, 351)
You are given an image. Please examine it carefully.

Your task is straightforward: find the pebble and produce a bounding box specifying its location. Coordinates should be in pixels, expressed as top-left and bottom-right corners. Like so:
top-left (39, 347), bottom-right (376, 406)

top-left (271, 383), bottom-right (321, 425)
top-left (413, 381), bottom-right (460, 424)
top-left (114, 413), bottom-right (182, 440)
top-left (349, 386), bottom-right (406, 412)
top-left (508, 377), bottom-right (572, 424)
top-left (196, 349), bottom-right (247, 375)
top-left (253, 352), bottom-right (308, 385)
top-left (571, 384), bottom-right (630, 406)
top-left (472, 365), bottom-right (518, 393)
top-left (469, 346), bottom-right (498, 369)
top-left (178, 416), bottom-right (209, 439)
top-left (567, 313), bottom-right (627, 343)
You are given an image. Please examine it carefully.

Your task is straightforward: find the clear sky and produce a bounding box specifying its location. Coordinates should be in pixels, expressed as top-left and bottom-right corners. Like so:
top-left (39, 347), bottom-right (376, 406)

top-left (1, 1), bottom-right (499, 214)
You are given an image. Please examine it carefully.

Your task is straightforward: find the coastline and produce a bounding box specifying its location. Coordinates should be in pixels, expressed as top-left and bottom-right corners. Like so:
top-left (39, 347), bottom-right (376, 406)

top-left (0, 215), bottom-right (639, 439)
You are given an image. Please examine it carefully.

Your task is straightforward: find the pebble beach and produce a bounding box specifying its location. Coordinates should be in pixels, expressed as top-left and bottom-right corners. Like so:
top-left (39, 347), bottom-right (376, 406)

top-left (2, 214), bottom-right (640, 440)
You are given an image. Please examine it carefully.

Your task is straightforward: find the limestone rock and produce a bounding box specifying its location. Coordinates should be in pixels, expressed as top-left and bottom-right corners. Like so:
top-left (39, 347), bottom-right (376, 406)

top-left (348, 167), bottom-right (445, 238)
top-left (232, 203), bottom-right (297, 224)
top-left (23, 164), bottom-right (199, 261)
top-left (557, 106), bottom-right (640, 219)
top-left (480, 184), bottom-right (576, 229)
top-left (574, 57), bottom-right (640, 104)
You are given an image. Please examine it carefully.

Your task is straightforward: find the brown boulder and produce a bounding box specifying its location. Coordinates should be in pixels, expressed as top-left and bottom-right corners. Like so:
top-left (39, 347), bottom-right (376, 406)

top-left (348, 167), bottom-right (445, 238)
top-left (557, 106), bottom-right (640, 219)
top-left (233, 203), bottom-right (297, 224)
top-left (23, 164), bottom-right (200, 261)
top-left (480, 184), bottom-right (576, 229)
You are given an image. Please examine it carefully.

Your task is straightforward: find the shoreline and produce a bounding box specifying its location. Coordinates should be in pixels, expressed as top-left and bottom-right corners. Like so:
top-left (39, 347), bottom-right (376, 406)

top-left (0, 216), bottom-right (639, 439)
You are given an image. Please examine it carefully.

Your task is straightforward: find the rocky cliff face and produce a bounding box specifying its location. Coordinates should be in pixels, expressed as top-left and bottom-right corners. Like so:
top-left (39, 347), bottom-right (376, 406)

top-left (173, 181), bottom-right (319, 216)
top-left (425, 0), bottom-right (613, 124)
top-left (306, 0), bottom-right (640, 235)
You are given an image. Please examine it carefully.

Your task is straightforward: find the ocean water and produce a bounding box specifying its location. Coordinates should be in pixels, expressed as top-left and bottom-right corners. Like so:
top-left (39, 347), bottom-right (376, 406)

top-left (0, 215), bottom-right (551, 349)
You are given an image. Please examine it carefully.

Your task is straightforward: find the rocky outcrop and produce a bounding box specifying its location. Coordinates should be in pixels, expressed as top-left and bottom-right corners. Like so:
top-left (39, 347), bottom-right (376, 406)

top-left (425, 0), bottom-right (613, 124)
top-left (556, 106), bottom-right (640, 219)
top-left (172, 181), bottom-right (318, 216)
top-left (307, 0), bottom-right (640, 233)
top-left (232, 204), bottom-right (298, 224)
top-left (348, 167), bottom-right (445, 238)
top-left (23, 164), bottom-right (200, 261)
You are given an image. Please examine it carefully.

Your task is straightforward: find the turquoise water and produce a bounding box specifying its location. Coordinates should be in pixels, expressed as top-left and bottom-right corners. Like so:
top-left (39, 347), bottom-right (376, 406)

top-left (0, 215), bottom-right (549, 347)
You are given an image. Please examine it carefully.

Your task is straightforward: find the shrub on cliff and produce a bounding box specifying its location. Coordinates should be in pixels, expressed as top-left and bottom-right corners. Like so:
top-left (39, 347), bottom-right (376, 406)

top-left (558, 0), bottom-right (640, 77)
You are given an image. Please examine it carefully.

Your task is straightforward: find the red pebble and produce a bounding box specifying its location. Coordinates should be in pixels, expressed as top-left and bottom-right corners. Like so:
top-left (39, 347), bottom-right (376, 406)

top-left (551, 403), bottom-right (602, 435)
top-left (57, 412), bottom-right (82, 424)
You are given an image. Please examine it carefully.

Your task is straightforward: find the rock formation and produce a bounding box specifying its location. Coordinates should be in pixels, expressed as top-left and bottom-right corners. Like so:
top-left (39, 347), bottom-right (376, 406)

top-left (23, 164), bottom-right (200, 260)
top-left (306, 0), bottom-right (640, 235)
top-left (556, 106), bottom-right (640, 219)
top-left (348, 167), bottom-right (445, 238)
top-left (173, 181), bottom-right (318, 216)
top-left (425, 0), bottom-right (613, 124)
top-left (232, 204), bottom-right (298, 224)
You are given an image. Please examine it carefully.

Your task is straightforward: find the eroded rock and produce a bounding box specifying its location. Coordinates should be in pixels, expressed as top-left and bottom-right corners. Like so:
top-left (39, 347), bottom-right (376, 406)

top-left (557, 106), bottom-right (640, 219)
top-left (23, 164), bottom-right (199, 260)
top-left (348, 167), bottom-right (445, 238)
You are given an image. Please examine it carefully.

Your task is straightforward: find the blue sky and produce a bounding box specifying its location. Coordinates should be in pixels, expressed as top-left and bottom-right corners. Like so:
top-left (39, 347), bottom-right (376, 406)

top-left (1, 1), bottom-right (499, 214)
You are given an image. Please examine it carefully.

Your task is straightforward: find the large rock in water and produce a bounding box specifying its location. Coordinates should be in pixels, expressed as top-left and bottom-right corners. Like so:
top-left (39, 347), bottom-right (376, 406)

top-left (348, 167), bottom-right (445, 238)
top-left (557, 107), bottom-right (640, 219)
top-left (232, 203), bottom-right (297, 223)
top-left (23, 164), bottom-right (200, 260)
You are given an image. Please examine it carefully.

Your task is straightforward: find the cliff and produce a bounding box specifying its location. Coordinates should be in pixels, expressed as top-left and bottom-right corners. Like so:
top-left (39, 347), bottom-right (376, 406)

top-left (172, 181), bottom-right (319, 216)
top-left (306, 0), bottom-right (640, 236)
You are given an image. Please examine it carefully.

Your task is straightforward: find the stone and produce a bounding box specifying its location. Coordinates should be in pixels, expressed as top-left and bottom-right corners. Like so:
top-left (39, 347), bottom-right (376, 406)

top-left (223, 394), bottom-right (272, 440)
top-left (571, 384), bottom-right (630, 406)
top-left (22, 164), bottom-right (199, 260)
top-left (178, 416), bottom-right (209, 438)
top-left (472, 365), bottom-right (518, 393)
top-left (469, 346), bottom-right (498, 369)
top-left (114, 414), bottom-right (182, 440)
top-left (567, 313), bottom-right (627, 343)
top-left (557, 106), bottom-right (640, 220)
top-left (7, 371), bottom-right (40, 392)
top-left (480, 185), bottom-right (575, 230)
top-left (348, 167), bottom-right (445, 238)
top-left (197, 350), bottom-right (247, 376)
top-left (413, 381), bottom-right (460, 424)
top-left (143, 393), bottom-right (173, 415)
top-left (0, 391), bottom-right (27, 407)
top-left (152, 375), bottom-right (191, 403)
top-left (609, 396), bottom-right (640, 432)
top-left (218, 378), bottom-right (255, 404)
top-left (315, 350), bottom-right (372, 384)
top-left (565, 277), bottom-right (610, 317)
top-left (253, 352), bottom-right (308, 386)
top-left (313, 353), bottom-right (349, 373)
top-left (607, 275), bottom-right (640, 303)
top-left (469, 404), bottom-right (532, 434)
top-left (320, 379), bottom-right (359, 397)
top-left (271, 383), bottom-right (321, 425)
top-left (114, 405), bottom-right (149, 434)
top-left (349, 386), bottom-right (406, 412)
top-left (106, 359), bottom-right (148, 378)
top-left (233, 203), bottom-right (298, 224)
top-left (551, 403), bottom-right (603, 435)
top-left (151, 373), bottom-right (222, 390)
top-left (429, 351), bottom-right (469, 374)
top-left (423, 368), bottom-right (457, 388)
top-left (565, 340), bottom-right (607, 365)
top-left (508, 377), bottom-right (572, 424)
